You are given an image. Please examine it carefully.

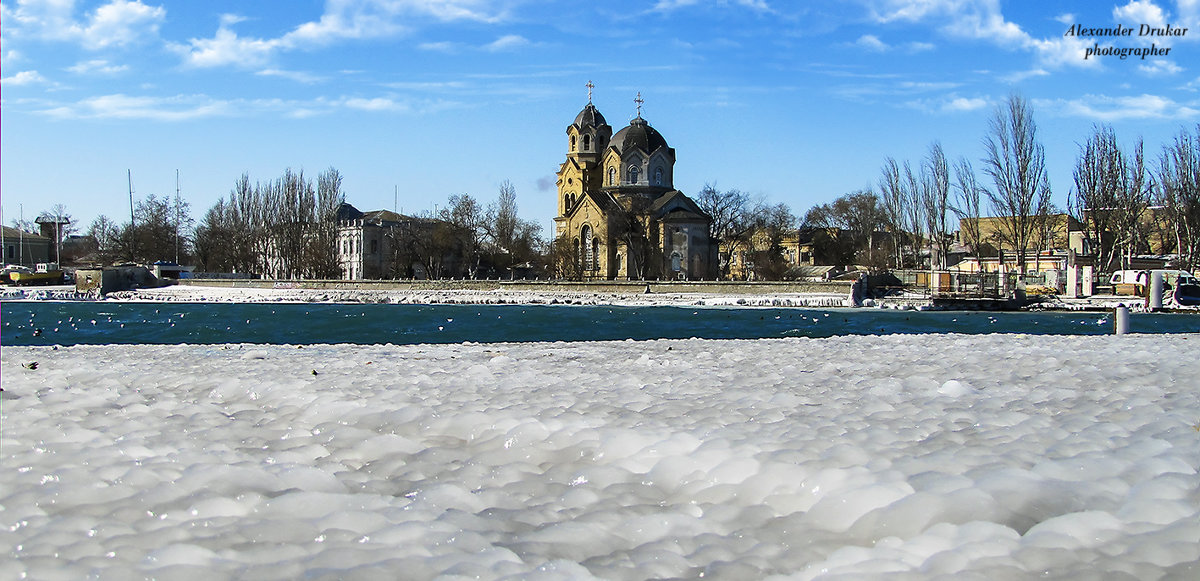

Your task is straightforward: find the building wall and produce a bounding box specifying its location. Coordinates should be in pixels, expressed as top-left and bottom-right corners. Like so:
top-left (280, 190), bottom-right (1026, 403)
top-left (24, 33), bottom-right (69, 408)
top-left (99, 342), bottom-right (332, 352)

top-left (959, 214), bottom-right (1085, 255)
top-left (2, 226), bottom-right (52, 266)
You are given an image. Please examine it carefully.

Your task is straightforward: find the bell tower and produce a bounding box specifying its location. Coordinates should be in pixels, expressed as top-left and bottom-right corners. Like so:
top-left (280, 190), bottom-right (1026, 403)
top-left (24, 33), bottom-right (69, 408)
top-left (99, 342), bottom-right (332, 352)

top-left (556, 81), bottom-right (612, 219)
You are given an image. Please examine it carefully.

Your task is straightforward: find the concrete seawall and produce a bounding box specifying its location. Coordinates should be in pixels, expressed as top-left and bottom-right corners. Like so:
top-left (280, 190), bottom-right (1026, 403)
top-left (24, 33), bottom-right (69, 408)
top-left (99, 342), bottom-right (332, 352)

top-left (179, 278), bottom-right (854, 296)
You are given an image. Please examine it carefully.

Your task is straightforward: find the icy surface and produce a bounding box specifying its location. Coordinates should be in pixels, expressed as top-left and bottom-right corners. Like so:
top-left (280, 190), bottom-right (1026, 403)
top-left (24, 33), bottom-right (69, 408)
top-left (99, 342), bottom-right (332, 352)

top-left (3, 334), bottom-right (1199, 580)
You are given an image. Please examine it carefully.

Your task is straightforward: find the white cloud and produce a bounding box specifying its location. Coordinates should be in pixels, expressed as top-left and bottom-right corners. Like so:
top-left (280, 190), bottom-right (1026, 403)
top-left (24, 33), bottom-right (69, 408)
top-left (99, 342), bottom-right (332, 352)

top-left (484, 34), bottom-right (530, 52)
top-left (32, 90), bottom-right (463, 121)
top-left (418, 41), bottom-right (462, 53)
top-left (168, 20), bottom-right (284, 69)
top-left (1, 70), bottom-right (49, 86)
top-left (865, 0), bottom-right (1115, 70)
top-left (1181, 0), bottom-right (1200, 27)
top-left (1041, 93), bottom-right (1199, 121)
top-left (943, 96), bottom-right (989, 111)
top-left (999, 68), bottom-right (1050, 83)
top-left (41, 93), bottom-right (233, 121)
top-left (170, 0), bottom-right (514, 69)
top-left (1027, 35), bottom-right (1103, 70)
top-left (652, 0), bottom-right (772, 13)
top-left (903, 93), bottom-right (991, 113)
top-left (4, 0), bottom-right (164, 49)
top-left (256, 69), bottom-right (326, 84)
top-left (854, 34), bottom-right (890, 52)
top-left (340, 96), bottom-right (410, 112)
top-left (1054, 13), bottom-right (1075, 25)
top-left (1113, 1), bottom-right (1166, 27)
top-left (67, 59), bottom-right (130, 75)
top-left (1138, 59), bottom-right (1183, 75)
top-left (81, 0), bottom-right (165, 49)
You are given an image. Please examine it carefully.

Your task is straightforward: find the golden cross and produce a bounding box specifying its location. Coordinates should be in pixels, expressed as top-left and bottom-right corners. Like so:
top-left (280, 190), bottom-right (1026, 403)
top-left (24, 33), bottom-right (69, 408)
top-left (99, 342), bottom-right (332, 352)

top-left (634, 91), bottom-right (643, 117)
top-left (586, 80), bottom-right (594, 103)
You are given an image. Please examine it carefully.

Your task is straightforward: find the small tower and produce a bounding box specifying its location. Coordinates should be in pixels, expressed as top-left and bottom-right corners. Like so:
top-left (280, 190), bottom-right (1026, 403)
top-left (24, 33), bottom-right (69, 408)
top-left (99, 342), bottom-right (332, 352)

top-left (557, 81), bottom-right (613, 218)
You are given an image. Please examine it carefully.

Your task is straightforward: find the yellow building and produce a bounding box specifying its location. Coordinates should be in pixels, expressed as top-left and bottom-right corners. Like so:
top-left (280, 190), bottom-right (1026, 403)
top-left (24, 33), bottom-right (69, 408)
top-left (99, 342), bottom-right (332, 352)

top-left (553, 91), bottom-right (715, 280)
top-left (958, 214), bottom-right (1087, 259)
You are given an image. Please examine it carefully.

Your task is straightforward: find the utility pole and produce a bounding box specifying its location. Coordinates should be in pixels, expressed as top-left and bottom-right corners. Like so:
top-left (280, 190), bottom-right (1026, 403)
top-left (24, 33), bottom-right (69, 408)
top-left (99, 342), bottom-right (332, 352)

top-left (19, 204), bottom-right (25, 266)
top-left (128, 170), bottom-right (137, 262)
top-left (175, 169), bottom-right (181, 264)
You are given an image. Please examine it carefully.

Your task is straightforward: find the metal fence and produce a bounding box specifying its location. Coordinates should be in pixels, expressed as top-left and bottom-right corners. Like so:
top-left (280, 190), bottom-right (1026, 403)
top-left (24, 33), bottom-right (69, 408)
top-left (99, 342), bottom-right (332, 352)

top-left (891, 270), bottom-right (1054, 299)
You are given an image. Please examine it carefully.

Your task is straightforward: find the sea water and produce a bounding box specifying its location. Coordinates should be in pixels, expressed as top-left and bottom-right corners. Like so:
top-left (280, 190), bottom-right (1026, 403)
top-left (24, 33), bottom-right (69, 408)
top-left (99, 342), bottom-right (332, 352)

top-left (3, 302), bottom-right (1198, 345)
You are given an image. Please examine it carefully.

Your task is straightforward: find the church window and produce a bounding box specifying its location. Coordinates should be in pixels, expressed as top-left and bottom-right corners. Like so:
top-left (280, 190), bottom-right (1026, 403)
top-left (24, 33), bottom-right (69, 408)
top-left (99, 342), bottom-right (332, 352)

top-left (570, 135), bottom-right (576, 151)
top-left (654, 167), bottom-right (663, 186)
top-left (592, 237), bottom-right (600, 271)
top-left (608, 167), bottom-right (616, 186)
top-left (671, 252), bottom-right (682, 272)
top-left (628, 165), bottom-right (639, 184)
top-left (581, 225), bottom-right (595, 271)
top-left (583, 134), bottom-right (591, 151)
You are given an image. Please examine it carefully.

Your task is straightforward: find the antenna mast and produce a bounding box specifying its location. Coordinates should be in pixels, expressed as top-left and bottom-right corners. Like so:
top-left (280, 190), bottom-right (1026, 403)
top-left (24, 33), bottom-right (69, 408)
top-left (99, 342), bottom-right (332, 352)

top-left (175, 169), bottom-right (181, 264)
top-left (128, 170), bottom-right (137, 261)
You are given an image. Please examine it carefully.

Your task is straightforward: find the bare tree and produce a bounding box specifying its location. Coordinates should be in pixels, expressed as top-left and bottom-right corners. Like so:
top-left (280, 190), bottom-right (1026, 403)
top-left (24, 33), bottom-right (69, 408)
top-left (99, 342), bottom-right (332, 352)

top-left (484, 180), bottom-right (542, 278)
top-left (1156, 125), bottom-right (1200, 271)
top-left (695, 183), bottom-right (753, 278)
top-left (804, 189), bottom-right (884, 268)
top-left (1071, 125), bottom-right (1151, 272)
top-left (440, 193), bottom-right (486, 278)
top-left (548, 233), bottom-right (584, 280)
top-left (747, 202), bottom-right (797, 280)
top-left (903, 161), bottom-right (925, 268)
top-left (921, 143), bottom-right (953, 270)
top-left (117, 194), bottom-right (179, 263)
top-left (878, 158), bottom-right (910, 268)
top-left (87, 215), bottom-right (122, 265)
top-left (981, 93), bottom-right (1053, 274)
top-left (952, 157), bottom-right (985, 258)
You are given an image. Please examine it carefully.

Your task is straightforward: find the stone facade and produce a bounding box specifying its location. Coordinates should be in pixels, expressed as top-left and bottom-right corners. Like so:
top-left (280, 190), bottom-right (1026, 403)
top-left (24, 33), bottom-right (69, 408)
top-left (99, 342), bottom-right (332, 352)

top-left (553, 95), bottom-right (716, 280)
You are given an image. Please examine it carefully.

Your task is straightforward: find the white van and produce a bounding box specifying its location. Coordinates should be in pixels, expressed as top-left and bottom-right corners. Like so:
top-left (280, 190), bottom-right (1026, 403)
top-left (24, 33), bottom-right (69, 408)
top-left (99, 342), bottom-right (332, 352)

top-left (1109, 269), bottom-right (1198, 296)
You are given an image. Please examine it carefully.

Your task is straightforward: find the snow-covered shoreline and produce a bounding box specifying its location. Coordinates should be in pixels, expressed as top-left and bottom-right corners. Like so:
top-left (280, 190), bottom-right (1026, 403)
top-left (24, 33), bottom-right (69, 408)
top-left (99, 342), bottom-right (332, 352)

top-left (4, 282), bottom-right (1167, 312)
top-left (3, 334), bottom-right (1198, 579)
top-left (102, 284), bottom-right (859, 308)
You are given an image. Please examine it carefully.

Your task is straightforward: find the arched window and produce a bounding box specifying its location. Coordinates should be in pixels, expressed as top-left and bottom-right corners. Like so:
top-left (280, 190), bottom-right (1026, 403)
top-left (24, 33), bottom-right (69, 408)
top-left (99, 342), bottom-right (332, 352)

top-left (608, 167), bottom-right (616, 186)
top-left (654, 167), bottom-right (663, 186)
top-left (628, 165), bottom-right (639, 184)
top-left (581, 225), bottom-right (595, 271)
top-left (570, 135), bottom-right (576, 151)
top-left (592, 237), bottom-right (600, 271)
top-left (583, 134), bottom-right (591, 151)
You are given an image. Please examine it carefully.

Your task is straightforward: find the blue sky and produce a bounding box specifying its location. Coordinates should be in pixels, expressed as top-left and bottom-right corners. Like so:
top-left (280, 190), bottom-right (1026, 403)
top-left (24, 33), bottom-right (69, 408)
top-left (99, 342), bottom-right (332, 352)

top-left (3, 0), bottom-right (1199, 236)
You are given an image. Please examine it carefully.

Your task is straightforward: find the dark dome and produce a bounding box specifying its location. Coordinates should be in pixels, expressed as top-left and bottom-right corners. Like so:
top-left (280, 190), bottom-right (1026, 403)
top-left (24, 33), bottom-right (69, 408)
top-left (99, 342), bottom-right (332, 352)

top-left (573, 103), bottom-right (608, 128)
top-left (610, 117), bottom-right (668, 154)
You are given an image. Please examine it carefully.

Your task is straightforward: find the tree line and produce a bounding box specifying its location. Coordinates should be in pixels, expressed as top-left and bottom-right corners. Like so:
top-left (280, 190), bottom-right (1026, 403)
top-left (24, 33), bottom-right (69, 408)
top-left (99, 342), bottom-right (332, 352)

top-left (14, 94), bottom-right (1200, 280)
top-left (761, 94), bottom-right (1200, 277)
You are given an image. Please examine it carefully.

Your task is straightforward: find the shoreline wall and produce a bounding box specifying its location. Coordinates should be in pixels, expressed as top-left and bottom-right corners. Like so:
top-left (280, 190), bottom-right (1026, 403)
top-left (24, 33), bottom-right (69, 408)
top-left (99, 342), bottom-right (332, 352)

top-left (178, 278), bottom-right (854, 295)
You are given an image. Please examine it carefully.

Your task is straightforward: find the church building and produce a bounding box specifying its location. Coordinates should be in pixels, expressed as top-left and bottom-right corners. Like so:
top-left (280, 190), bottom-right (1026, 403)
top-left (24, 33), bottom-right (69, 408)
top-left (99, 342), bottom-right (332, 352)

top-left (554, 87), bottom-right (716, 280)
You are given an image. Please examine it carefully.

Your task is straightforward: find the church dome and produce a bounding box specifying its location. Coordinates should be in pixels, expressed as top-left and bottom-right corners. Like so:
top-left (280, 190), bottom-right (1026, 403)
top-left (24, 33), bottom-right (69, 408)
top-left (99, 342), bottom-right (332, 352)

top-left (573, 103), bottom-right (608, 128)
top-left (610, 117), bottom-right (668, 154)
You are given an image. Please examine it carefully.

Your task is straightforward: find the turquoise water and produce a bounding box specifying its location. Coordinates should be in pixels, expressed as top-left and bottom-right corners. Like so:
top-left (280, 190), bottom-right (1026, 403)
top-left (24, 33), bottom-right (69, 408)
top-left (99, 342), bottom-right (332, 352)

top-left (3, 302), bottom-right (1198, 346)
